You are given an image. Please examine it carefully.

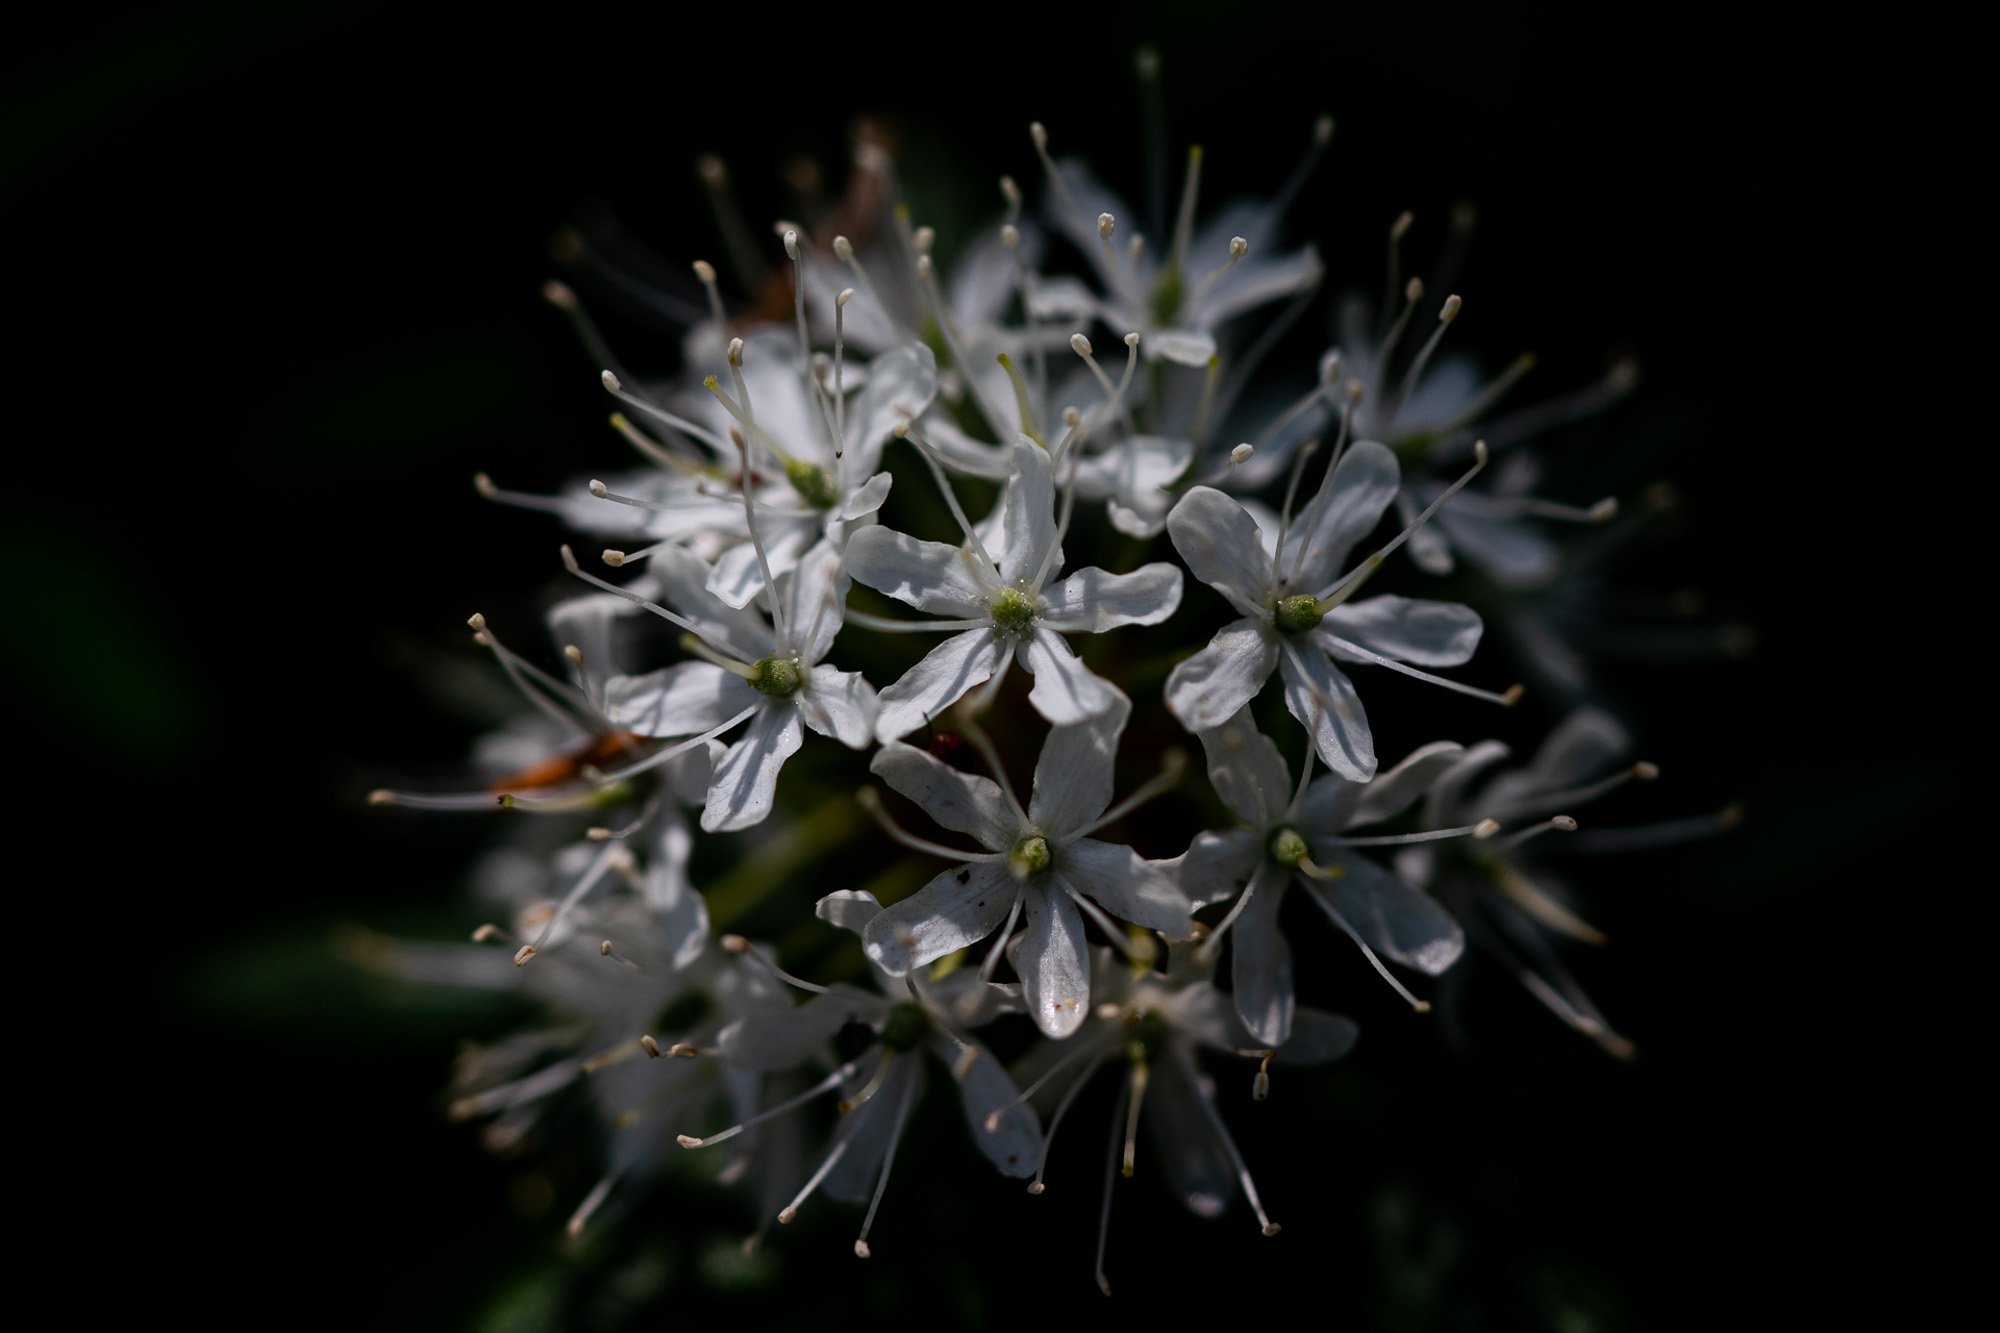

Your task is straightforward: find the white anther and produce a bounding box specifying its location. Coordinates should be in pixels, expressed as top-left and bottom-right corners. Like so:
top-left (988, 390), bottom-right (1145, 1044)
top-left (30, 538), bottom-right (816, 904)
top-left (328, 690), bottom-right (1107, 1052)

top-left (600, 369), bottom-right (621, 393)
top-left (641, 1035), bottom-right (662, 1058)
top-left (542, 280), bottom-right (577, 310)
top-left (1070, 333), bottom-right (1093, 357)
top-left (1229, 236), bottom-right (1248, 258)
top-left (692, 259), bottom-right (717, 285)
top-left (833, 235), bottom-right (854, 261)
top-left (1440, 294), bottom-right (1462, 322)
top-left (1231, 443), bottom-right (1254, 464)
top-left (782, 230), bottom-right (800, 260)
top-left (1029, 122), bottom-right (1048, 150)
top-left (1001, 223), bottom-right (1020, 250)
top-left (836, 287), bottom-right (854, 308)
top-left (1098, 212), bottom-right (1115, 239)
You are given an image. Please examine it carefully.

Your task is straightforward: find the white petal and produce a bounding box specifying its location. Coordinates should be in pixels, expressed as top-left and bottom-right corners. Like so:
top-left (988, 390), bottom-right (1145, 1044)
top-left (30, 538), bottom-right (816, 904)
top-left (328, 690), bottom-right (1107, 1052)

top-left (1021, 627), bottom-right (1125, 725)
top-left (863, 859), bottom-right (1019, 976)
top-left (1278, 1008), bottom-right (1361, 1065)
top-left (603, 662), bottom-right (759, 737)
top-left (1299, 854), bottom-right (1464, 975)
top-left (1143, 1042), bottom-right (1235, 1218)
top-left (704, 512), bottom-right (816, 610)
top-left (1350, 741), bottom-right (1468, 828)
top-left (845, 526), bottom-right (996, 618)
top-left (1195, 706), bottom-right (1294, 828)
top-left (1278, 639), bottom-right (1375, 782)
top-left (1014, 887), bottom-right (1090, 1038)
top-left (919, 415), bottom-right (1014, 480)
top-left (997, 439), bottom-right (1059, 586)
top-left (1527, 708), bottom-right (1629, 791)
top-left (1038, 563), bottom-right (1183, 633)
top-left (1167, 487), bottom-right (1276, 620)
top-left (648, 547), bottom-right (773, 661)
top-left (1150, 328), bottom-right (1218, 366)
top-left (941, 1036), bottom-right (1041, 1179)
top-left (797, 667), bottom-right (877, 747)
top-left (815, 889), bottom-right (883, 935)
top-left (869, 739), bottom-right (1020, 848)
top-left (1028, 695), bottom-right (1131, 838)
top-left (644, 812), bottom-right (709, 971)
top-left (1025, 273), bottom-right (1100, 321)
top-left (1164, 617), bottom-right (1280, 734)
top-left (775, 542), bottom-right (850, 665)
top-left (1175, 829), bottom-right (1262, 911)
top-left (1434, 505), bottom-right (1559, 590)
top-left (1279, 439), bottom-right (1400, 594)
top-left (845, 343), bottom-right (938, 477)
top-left (873, 629), bottom-right (1011, 742)
top-left (1230, 863), bottom-right (1295, 1046)
top-left (700, 705), bottom-right (805, 832)
top-left (1194, 244), bottom-right (1322, 326)
top-left (1323, 596), bottom-right (1482, 666)
top-left (1056, 842), bottom-right (1193, 937)
top-left (836, 470), bottom-right (894, 522)
top-left (823, 1056), bottom-right (925, 1204)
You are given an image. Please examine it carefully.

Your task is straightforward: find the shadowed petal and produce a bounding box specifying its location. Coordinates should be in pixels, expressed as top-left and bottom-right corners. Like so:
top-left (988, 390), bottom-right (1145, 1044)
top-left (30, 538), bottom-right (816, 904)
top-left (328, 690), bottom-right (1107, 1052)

top-left (1230, 863), bottom-right (1294, 1046)
top-left (863, 860), bottom-right (1019, 976)
top-left (1028, 696), bottom-right (1129, 837)
top-left (870, 740), bottom-right (1019, 848)
top-left (1165, 617), bottom-right (1279, 733)
top-left (1278, 640), bottom-right (1375, 782)
top-left (1167, 487), bottom-right (1276, 619)
top-left (846, 527), bottom-right (997, 617)
top-left (1021, 628), bottom-right (1125, 725)
top-left (874, 629), bottom-right (1011, 742)
top-left (1038, 563), bottom-right (1184, 633)
top-left (1015, 887), bottom-right (1090, 1038)
top-left (1323, 596), bottom-right (1482, 666)
top-left (797, 667), bottom-right (877, 747)
top-left (604, 662), bottom-right (759, 737)
top-left (1057, 842), bottom-right (1192, 937)
top-left (700, 705), bottom-right (805, 832)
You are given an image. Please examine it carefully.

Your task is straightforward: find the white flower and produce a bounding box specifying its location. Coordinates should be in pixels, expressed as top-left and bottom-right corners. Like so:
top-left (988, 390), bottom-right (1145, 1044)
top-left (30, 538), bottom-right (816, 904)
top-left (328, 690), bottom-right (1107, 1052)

top-left (595, 543), bottom-right (876, 831)
top-left (1004, 943), bottom-right (1356, 1294)
top-left (1164, 439), bottom-right (1508, 780)
top-left (847, 697), bottom-right (1193, 1038)
top-left (1178, 707), bottom-right (1485, 1043)
top-left (676, 893), bottom-right (1043, 1256)
top-left (846, 438), bottom-right (1182, 737)
top-left (1032, 123), bottom-right (1326, 368)
top-left (1396, 708), bottom-right (1682, 1058)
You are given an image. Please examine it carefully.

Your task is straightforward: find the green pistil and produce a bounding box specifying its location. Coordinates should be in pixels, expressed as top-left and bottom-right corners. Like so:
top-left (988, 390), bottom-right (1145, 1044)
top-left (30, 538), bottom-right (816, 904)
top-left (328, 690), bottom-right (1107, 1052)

top-left (996, 353), bottom-right (1046, 447)
top-left (750, 655), bottom-right (804, 697)
top-left (1268, 827), bottom-right (1310, 867)
top-left (784, 457), bottom-right (840, 509)
top-left (880, 1001), bottom-right (932, 1053)
top-left (990, 586), bottom-right (1038, 634)
top-left (1274, 594), bottom-right (1326, 634)
top-left (1150, 267), bottom-right (1185, 326)
top-left (1009, 834), bottom-right (1051, 879)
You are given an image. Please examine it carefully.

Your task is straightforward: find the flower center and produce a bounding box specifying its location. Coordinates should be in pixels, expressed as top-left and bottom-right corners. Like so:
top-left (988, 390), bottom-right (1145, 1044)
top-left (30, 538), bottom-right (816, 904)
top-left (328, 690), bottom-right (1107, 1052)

top-left (1008, 833), bottom-right (1051, 879)
top-left (990, 586), bottom-right (1039, 634)
top-left (880, 1001), bottom-right (932, 1053)
top-left (1273, 594), bottom-right (1325, 634)
top-left (784, 458), bottom-right (840, 510)
top-left (750, 655), bottom-right (804, 697)
top-left (1268, 827), bottom-right (1310, 867)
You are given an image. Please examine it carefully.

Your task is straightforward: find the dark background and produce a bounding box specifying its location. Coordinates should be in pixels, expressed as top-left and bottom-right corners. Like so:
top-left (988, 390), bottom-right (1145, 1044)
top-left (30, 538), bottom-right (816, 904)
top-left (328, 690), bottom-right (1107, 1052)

top-left (11, 3), bottom-right (1934, 1327)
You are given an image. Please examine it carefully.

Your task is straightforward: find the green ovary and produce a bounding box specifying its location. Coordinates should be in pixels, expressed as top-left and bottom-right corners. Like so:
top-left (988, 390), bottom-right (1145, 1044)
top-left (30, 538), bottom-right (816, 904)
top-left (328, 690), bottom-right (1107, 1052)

top-left (784, 457), bottom-right (840, 509)
top-left (1274, 594), bottom-right (1325, 634)
top-left (750, 656), bottom-right (804, 697)
top-left (990, 586), bottom-right (1038, 634)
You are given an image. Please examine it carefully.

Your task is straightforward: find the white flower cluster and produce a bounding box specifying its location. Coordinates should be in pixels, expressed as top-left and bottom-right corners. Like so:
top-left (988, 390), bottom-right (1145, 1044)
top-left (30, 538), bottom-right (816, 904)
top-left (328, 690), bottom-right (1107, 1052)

top-left (373, 110), bottom-right (1720, 1292)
